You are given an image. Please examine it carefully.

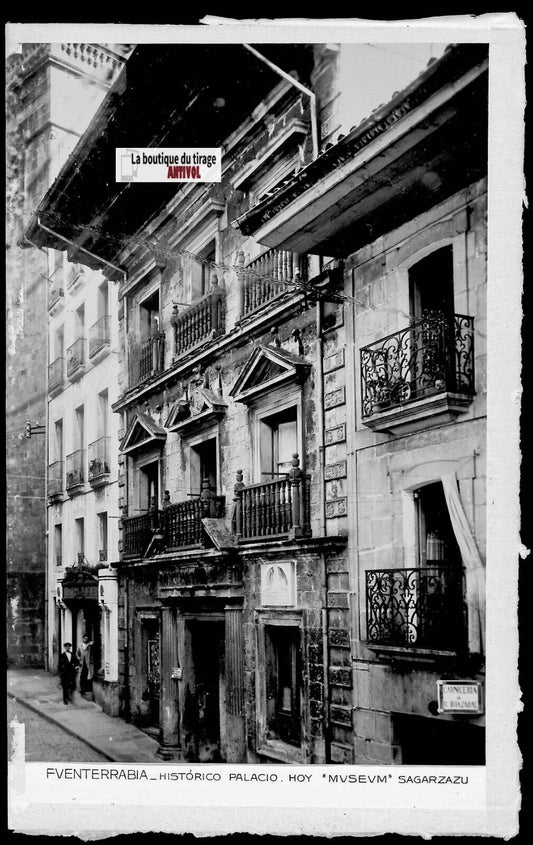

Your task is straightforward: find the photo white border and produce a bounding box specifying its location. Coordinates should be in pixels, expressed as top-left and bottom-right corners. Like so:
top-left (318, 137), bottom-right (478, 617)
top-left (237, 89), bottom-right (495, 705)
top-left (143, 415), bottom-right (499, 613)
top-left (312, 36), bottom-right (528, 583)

top-left (6, 14), bottom-right (525, 838)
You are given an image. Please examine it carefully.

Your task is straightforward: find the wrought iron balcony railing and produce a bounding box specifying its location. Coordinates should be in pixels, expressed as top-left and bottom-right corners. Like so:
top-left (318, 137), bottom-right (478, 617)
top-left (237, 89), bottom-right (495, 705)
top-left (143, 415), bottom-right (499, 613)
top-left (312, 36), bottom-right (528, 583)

top-left (121, 491), bottom-right (225, 558)
top-left (48, 357), bottom-right (64, 393)
top-left (128, 331), bottom-right (165, 388)
top-left (366, 565), bottom-right (465, 652)
top-left (89, 315), bottom-right (111, 358)
top-left (171, 278), bottom-right (225, 357)
top-left (242, 248), bottom-right (305, 316)
top-left (233, 455), bottom-right (311, 541)
top-left (66, 337), bottom-right (86, 377)
top-left (47, 461), bottom-right (63, 497)
top-left (88, 437), bottom-right (110, 482)
top-left (66, 449), bottom-right (85, 489)
top-left (360, 313), bottom-right (475, 418)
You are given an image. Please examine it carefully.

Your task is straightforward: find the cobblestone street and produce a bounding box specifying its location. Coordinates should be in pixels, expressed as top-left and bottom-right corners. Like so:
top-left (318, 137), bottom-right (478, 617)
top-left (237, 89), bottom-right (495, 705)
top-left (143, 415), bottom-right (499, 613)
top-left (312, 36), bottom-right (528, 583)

top-left (8, 697), bottom-right (108, 762)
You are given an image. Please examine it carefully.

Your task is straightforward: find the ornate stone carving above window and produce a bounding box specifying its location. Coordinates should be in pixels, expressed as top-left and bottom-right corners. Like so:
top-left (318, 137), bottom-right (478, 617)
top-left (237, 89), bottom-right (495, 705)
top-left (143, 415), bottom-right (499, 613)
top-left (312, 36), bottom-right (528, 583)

top-left (165, 368), bottom-right (227, 434)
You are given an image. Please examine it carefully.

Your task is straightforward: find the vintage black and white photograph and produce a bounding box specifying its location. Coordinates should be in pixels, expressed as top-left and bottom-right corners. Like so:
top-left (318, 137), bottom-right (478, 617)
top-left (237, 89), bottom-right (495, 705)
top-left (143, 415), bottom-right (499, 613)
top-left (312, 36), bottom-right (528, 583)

top-left (6, 17), bottom-right (524, 838)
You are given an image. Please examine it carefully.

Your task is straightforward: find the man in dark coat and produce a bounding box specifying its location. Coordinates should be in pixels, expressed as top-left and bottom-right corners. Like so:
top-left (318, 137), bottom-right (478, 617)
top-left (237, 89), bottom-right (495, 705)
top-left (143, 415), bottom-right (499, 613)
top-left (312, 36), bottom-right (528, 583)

top-left (58, 642), bottom-right (79, 705)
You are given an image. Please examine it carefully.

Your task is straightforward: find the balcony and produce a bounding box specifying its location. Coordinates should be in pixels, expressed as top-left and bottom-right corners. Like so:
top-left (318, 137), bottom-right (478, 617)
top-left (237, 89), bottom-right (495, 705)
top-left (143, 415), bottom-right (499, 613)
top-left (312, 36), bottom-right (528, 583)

top-left (165, 495), bottom-right (225, 549)
top-left (48, 287), bottom-right (64, 314)
top-left (48, 357), bottom-right (65, 396)
top-left (66, 449), bottom-right (85, 495)
top-left (242, 249), bottom-right (305, 316)
top-left (47, 461), bottom-right (63, 500)
top-left (360, 313), bottom-right (475, 434)
top-left (365, 565), bottom-right (465, 655)
top-left (128, 331), bottom-right (165, 389)
top-left (66, 337), bottom-right (86, 380)
top-left (171, 278), bottom-right (225, 357)
top-left (89, 315), bottom-right (111, 359)
top-left (122, 493), bottom-right (225, 558)
top-left (233, 455), bottom-right (311, 542)
top-left (88, 437), bottom-right (110, 486)
top-left (67, 263), bottom-right (84, 291)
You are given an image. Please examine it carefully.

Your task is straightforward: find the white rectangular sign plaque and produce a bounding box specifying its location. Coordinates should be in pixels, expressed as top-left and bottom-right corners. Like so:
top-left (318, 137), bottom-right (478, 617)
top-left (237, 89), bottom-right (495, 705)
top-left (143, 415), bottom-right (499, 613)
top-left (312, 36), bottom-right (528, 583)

top-left (437, 680), bottom-right (484, 714)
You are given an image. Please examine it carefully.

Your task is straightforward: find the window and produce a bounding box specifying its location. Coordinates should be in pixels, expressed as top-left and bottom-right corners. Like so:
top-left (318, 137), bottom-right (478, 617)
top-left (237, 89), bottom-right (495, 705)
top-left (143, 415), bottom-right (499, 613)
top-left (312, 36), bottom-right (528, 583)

top-left (409, 245), bottom-right (454, 322)
top-left (98, 280), bottom-right (109, 320)
top-left (250, 149), bottom-right (301, 206)
top-left (97, 512), bottom-right (108, 561)
top-left (139, 290), bottom-right (160, 340)
top-left (196, 239), bottom-right (216, 299)
top-left (75, 405), bottom-right (85, 452)
top-left (189, 435), bottom-right (217, 495)
top-left (259, 406), bottom-right (298, 479)
top-left (52, 250), bottom-right (64, 282)
top-left (53, 326), bottom-right (64, 361)
top-left (138, 460), bottom-right (159, 512)
top-left (264, 625), bottom-right (302, 747)
top-left (75, 303), bottom-right (85, 339)
top-left (97, 389), bottom-right (109, 440)
top-left (75, 518), bottom-right (85, 564)
top-left (54, 524), bottom-right (62, 567)
top-left (414, 481), bottom-right (461, 567)
top-left (54, 419), bottom-right (63, 464)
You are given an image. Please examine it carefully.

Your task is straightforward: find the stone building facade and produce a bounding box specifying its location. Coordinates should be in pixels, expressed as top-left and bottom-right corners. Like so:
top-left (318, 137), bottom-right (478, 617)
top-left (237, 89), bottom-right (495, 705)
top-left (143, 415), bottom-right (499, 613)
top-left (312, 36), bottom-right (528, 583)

top-left (27, 42), bottom-right (488, 764)
top-left (239, 43), bottom-right (488, 764)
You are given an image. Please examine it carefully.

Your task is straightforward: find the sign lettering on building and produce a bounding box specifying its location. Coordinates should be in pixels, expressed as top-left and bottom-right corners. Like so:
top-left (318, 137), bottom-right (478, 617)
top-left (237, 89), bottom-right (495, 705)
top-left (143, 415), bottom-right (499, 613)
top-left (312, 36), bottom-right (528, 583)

top-left (437, 680), bottom-right (484, 714)
top-left (323, 349), bottom-right (345, 373)
top-left (324, 423), bottom-right (346, 445)
top-left (324, 387), bottom-right (346, 409)
top-left (324, 461), bottom-right (347, 481)
top-left (325, 498), bottom-right (348, 519)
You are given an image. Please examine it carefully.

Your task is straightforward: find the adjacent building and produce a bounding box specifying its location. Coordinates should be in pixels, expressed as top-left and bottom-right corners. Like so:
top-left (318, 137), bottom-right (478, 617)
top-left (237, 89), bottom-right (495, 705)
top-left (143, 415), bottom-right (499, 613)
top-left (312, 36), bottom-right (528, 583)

top-left (26, 41), bottom-right (487, 764)
top-left (6, 41), bottom-right (127, 667)
top-left (46, 255), bottom-right (121, 714)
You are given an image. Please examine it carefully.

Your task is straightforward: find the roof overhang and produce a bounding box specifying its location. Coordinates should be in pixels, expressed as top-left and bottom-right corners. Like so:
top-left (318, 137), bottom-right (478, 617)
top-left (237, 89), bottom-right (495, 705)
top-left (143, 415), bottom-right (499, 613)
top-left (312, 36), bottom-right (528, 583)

top-left (235, 45), bottom-right (488, 258)
top-left (23, 44), bottom-right (313, 271)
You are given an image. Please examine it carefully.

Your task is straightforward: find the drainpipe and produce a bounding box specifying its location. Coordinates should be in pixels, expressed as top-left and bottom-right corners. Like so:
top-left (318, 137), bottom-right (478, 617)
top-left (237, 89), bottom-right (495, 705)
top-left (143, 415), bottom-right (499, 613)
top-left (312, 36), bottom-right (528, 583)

top-left (36, 218), bottom-right (127, 282)
top-left (44, 268), bottom-right (50, 672)
top-left (316, 289), bottom-right (327, 537)
top-left (243, 44), bottom-right (319, 160)
top-left (316, 269), bottom-right (330, 760)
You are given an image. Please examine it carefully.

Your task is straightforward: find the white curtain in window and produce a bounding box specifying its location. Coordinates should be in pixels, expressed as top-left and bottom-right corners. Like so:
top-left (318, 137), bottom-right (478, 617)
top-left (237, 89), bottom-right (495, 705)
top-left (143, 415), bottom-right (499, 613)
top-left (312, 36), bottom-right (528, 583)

top-left (442, 471), bottom-right (485, 654)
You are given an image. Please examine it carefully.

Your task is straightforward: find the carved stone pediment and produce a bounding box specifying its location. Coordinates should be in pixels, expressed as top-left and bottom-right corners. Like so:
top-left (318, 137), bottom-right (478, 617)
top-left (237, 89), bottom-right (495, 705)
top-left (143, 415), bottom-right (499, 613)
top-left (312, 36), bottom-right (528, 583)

top-left (120, 412), bottom-right (167, 455)
top-left (229, 344), bottom-right (311, 404)
top-left (165, 379), bottom-right (227, 433)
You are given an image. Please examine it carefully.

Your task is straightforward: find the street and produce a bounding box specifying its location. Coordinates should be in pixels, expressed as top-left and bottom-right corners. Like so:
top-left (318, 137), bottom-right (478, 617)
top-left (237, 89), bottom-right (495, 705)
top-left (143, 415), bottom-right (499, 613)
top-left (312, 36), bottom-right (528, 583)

top-left (8, 697), bottom-right (108, 762)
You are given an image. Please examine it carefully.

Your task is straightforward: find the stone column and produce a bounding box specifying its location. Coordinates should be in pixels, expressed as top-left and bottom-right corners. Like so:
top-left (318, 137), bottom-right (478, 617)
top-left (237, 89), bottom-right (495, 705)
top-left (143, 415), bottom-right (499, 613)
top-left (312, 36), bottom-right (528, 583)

top-left (158, 605), bottom-right (180, 757)
top-left (224, 605), bottom-right (245, 762)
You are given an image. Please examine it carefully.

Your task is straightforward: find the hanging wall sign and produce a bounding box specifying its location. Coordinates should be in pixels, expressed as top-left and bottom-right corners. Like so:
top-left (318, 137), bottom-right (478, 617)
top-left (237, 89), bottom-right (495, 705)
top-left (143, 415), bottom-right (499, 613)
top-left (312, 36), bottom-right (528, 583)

top-left (437, 680), bottom-right (484, 714)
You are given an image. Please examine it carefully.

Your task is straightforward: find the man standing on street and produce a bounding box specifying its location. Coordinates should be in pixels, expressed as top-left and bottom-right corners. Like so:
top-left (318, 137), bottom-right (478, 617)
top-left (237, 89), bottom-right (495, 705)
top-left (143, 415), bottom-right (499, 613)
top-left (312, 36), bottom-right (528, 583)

top-left (58, 642), bottom-right (79, 705)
